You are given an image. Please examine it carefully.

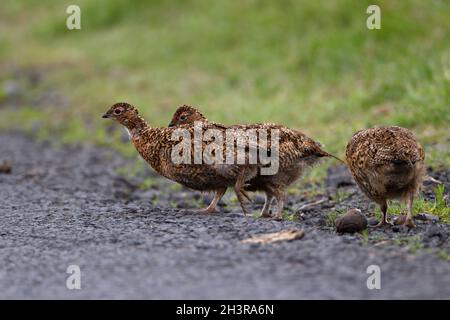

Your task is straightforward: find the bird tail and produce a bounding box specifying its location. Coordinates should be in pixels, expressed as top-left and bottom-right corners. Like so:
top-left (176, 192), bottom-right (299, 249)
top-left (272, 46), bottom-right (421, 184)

top-left (313, 141), bottom-right (346, 165)
top-left (319, 151), bottom-right (346, 165)
top-left (424, 175), bottom-right (443, 184)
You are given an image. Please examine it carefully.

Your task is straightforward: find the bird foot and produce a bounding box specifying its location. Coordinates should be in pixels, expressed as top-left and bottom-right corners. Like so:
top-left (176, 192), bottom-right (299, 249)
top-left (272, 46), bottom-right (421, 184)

top-left (271, 215), bottom-right (283, 221)
top-left (402, 219), bottom-right (416, 228)
top-left (197, 207), bottom-right (217, 214)
top-left (369, 220), bottom-right (393, 228)
top-left (260, 212), bottom-right (272, 218)
top-left (393, 215), bottom-right (416, 228)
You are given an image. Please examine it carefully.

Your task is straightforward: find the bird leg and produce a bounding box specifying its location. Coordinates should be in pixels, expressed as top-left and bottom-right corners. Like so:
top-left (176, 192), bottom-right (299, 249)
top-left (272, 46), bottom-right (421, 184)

top-left (260, 193), bottom-right (274, 218)
top-left (404, 192), bottom-right (416, 228)
top-left (370, 200), bottom-right (392, 228)
top-left (234, 170), bottom-right (250, 215)
top-left (198, 188), bottom-right (227, 214)
top-left (272, 189), bottom-right (285, 221)
top-left (241, 189), bottom-right (252, 202)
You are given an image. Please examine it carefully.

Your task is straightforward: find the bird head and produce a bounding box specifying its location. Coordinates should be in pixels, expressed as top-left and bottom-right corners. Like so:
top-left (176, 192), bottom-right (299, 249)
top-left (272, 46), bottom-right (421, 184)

top-left (168, 105), bottom-right (207, 127)
top-left (102, 102), bottom-right (139, 126)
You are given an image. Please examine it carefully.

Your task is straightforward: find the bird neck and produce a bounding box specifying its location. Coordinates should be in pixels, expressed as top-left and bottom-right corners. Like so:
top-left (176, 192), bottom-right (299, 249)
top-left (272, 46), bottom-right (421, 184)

top-left (122, 114), bottom-right (150, 137)
top-left (124, 115), bottom-right (162, 172)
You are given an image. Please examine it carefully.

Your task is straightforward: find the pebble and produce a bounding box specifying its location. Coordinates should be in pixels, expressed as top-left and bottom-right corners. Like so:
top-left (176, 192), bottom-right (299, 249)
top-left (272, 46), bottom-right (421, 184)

top-left (335, 208), bottom-right (367, 233)
top-left (367, 217), bottom-right (379, 226)
top-left (0, 161), bottom-right (12, 174)
top-left (415, 213), bottom-right (440, 223)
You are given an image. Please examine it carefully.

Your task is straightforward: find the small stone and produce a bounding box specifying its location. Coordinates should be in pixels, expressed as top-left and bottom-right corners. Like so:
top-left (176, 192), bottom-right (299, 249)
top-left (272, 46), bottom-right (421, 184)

top-left (316, 218), bottom-right (327, 227)
top-left (415, 213), bottom-right (440, 223)
top-left (424, 225), bottom-right (448, 246)
top-left (367, 217), bottom-right (379, 226)
top-left (0, 161), bottom-right (12, 174)
top-left (24, 167), bottom-right (43, 178)
top-left (126, 205), bottom-right (139, 213)
top-left (335, 208), bottom-right (367, 233)
top-left (226, 213), bottom-right (244, 218)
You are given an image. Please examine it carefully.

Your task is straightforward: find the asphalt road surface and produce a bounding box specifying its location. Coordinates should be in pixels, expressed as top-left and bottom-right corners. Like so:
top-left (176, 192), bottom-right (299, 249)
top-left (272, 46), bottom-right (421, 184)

top-left (1, 132), bottom-right (449, 299)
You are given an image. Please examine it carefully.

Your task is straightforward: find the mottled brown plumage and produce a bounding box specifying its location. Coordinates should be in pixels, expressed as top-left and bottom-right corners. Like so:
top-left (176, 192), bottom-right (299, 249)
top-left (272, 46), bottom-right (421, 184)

top-left (168, 105), bottom-right (341, 219)
top-left (102, 102), bottom-right (258, 214)
top-left (345, 126), bottom-right (425, 228)
top-left (169, 105), bottom-right (207, 127)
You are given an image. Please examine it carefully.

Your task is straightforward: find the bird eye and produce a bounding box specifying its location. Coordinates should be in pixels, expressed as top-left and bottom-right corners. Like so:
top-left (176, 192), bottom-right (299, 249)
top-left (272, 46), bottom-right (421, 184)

top-left (180, 114), bottom-right (187, 120)
top-left (114, 109), bottom-right (122, 115)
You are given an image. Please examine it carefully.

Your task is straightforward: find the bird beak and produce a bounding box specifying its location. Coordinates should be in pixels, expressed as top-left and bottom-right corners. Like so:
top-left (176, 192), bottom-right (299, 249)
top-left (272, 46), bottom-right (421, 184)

top-left (168, 121), bottom-right (175, 127)
top-left (102, 113), bottom-right (111, 119)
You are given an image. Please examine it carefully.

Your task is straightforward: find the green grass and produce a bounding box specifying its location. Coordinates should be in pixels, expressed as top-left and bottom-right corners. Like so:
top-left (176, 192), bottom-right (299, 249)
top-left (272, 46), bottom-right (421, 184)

top-left (393, 235), bottom-right (424, 254)
top-left (251, 210), bottom-right (296, 220)
top-left (325, 210), bottom-right (341, 227)
top-left (282, 211), bottom-right (297, 221)
top-left (375, 185), bottom-right (450, 223)
top-left (437, 249), bottom-right (450, 261)
top-left (359, 229), bottom-right (369, 245)
top-left (140, 178), bottom-right (157, 190)
top-left (169, 200), bottom-right (178, 209)
top-left (1, 0), bottom-right (449, 180)
top-left (331, 190), bottom-right (352, 203)
top-left (169, 183), bottom-right (183, 192)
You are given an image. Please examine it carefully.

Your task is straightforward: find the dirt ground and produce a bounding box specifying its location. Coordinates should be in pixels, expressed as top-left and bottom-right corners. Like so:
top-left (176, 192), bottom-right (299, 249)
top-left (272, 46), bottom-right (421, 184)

top-left (0, 132), bottom-right (449, 299)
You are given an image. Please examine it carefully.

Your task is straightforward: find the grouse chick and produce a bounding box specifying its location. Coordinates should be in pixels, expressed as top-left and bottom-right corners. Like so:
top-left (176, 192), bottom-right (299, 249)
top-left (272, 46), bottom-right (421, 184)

top-left (103, 102), bottom-right (258, 214)
top-left (169, 105), bottom-right (342, 220)
top-left (345, 126), bottom-right (425, 228)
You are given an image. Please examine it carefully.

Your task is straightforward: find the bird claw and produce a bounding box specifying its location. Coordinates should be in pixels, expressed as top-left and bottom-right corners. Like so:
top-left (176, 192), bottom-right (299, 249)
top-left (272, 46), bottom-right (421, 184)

top-left (369, 220), bottom-right (393, 228)
top-left (393, 215), bottom-right (416, 229)
top-left (197, 207), bottom-right (216, 214)
top-left (402, 219), bottom-right (416, 229)
top-left (260, 212), bottom-right (272, 218)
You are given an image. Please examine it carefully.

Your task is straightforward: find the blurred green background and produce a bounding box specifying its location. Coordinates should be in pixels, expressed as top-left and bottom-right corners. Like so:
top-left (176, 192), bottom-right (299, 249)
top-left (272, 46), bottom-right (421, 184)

top-left (1, 0), bottom-right (449, 179)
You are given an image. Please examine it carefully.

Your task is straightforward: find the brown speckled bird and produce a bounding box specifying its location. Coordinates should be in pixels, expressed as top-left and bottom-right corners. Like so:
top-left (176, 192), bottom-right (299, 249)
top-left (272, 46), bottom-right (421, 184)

top-left (345, 126), bottom-right (425, 228)
top-left (169, 105), bottom-right (207, 127)
top-left (103, 102), bottom-right (259, 214)
top-left (168, 105), bottom-right (342, 220)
